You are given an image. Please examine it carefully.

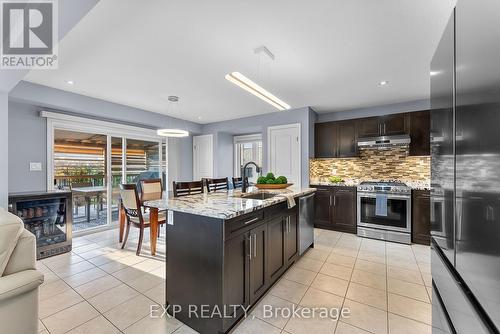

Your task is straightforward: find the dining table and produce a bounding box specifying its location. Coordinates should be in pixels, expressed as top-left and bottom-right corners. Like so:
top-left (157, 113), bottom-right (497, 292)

top-left (71, 186), bottom-right (107, 223)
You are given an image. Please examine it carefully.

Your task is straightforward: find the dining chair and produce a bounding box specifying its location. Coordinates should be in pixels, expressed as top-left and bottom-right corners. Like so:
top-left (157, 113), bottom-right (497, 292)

top-left (139, 178), bottom-right (165, 237)
top-left (204, 177), bottom-right (230, 193)
top-left (232, 177), bottom-right (248, 189)
top-left (119, 184), bottom-right (166, 256)
top-left (139, 179), bottom-right (163, 202)
top-left (172, 181), bottom-right (204, 197)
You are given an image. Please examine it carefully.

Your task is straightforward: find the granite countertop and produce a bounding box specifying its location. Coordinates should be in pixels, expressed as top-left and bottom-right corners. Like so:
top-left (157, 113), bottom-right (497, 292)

top-left (310, 179), bottom-right (431, 190)
top-left (144, 187), bottom-right (316, 220)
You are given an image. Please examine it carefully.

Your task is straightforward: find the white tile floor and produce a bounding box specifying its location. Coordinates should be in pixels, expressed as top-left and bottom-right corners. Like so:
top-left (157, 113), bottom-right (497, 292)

top-left (36, 228), bottom-right (431, 334)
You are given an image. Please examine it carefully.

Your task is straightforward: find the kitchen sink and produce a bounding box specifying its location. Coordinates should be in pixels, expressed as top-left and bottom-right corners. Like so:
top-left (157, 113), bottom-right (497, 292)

top-left (240, 192), bottom-right (278, 200)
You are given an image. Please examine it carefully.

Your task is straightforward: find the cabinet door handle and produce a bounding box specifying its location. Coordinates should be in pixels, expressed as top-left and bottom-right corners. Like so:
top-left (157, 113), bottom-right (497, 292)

top-left (333, 196), bottom-right (336, 207)
top-left (379, 123), bottom-right (382, 134)
top-left (243, 217), bottom-right (259, 225)
top-left (384, 123), bottom-right (386, 134)
top-left (329, 196), bottom-right (332, 207)
top-left (248, 235), bottom-right (252, 259)
top-left (253, 233), bottom-right (257, 258)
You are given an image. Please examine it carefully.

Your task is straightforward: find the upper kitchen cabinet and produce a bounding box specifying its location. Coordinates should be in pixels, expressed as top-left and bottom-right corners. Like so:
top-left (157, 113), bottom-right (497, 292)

top-left (314, 120), bottom-right (357, 158)
top-left (356, 117), bottom-right (380, 137)
top-left (357, 113), bottom-right (409, 138)
top-left (409, 110), bottom-right (430, 156)
top-left (315, 122), bottom-right (337, 158)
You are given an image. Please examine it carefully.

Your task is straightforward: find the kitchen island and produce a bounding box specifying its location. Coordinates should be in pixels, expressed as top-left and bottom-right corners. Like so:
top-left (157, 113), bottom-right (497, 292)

top-left (144, 187), bottom-right (315, 334)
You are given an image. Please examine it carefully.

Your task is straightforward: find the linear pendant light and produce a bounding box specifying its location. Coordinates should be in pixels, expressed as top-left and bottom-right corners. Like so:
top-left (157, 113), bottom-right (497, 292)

top-left (225, 72), bottom-right (291, 110)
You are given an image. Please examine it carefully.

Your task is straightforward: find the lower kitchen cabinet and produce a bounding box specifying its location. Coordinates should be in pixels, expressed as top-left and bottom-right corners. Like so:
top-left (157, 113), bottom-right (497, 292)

top-left (267, 215), bottom-right (286, 282)
top-left (284, 211), bottom-right (299, 263)
top-left (248, 223), bottom-right (267, 303)
top-left (313, 186), bottom-right (357, 233)
top-left (412, 189), bottom-right (431, 245)
top-left (331, 188), bottom-right (357, 233)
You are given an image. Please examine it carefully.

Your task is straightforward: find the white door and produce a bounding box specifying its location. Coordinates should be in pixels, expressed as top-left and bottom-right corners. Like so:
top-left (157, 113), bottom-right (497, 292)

top-left (268, 124), bottom-right (301, 188)
top-left (193, 134), bottom-right (214, 180)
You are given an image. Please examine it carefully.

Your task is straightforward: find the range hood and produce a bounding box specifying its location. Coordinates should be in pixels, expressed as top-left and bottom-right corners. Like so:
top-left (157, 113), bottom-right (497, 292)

top-left (357, 134), bottom-right (411, 148)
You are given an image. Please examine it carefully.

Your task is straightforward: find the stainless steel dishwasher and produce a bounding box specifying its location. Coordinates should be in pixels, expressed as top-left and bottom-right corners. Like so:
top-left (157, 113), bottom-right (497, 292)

top-left (299, 192), bottom-right (315, 255)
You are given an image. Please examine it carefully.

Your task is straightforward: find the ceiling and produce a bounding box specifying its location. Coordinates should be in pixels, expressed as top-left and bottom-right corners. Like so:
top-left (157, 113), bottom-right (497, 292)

top-left (24, 0), bottom-right (455, 124)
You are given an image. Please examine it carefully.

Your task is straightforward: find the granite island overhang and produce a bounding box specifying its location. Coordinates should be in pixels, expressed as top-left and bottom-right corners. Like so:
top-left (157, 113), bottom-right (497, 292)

top-left (144, 187), bottom-right (316, 334)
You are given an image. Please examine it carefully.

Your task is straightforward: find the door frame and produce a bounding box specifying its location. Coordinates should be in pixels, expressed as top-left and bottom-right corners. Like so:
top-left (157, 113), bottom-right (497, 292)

top-left (193, 134), bottom-right (214, 180)
top-left (43, 111), bottom-right (167, 234)
top-left (267, 123), bottom-right (301, 188)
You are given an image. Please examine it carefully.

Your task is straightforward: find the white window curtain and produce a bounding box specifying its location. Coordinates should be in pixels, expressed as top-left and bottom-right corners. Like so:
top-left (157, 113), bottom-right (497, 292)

top-left (234, 134), bottom-right (263, 183)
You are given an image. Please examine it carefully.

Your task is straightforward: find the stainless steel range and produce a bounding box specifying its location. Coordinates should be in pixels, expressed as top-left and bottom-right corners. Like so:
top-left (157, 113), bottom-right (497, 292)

top-left (357, 181), bottom-right (412, 244)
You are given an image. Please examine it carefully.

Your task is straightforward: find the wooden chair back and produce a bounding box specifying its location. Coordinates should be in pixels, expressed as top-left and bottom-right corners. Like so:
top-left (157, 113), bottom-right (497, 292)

top-left (140, 179), bottom-right (163, 202)
top-left (119, 184), bottom-right (144, 225)
top-left (172, 181), bottom-right (204, 197)
top-left (232, 177), bottom-right (248, 189)
top-left (205, 177), bottom-right (229, 193)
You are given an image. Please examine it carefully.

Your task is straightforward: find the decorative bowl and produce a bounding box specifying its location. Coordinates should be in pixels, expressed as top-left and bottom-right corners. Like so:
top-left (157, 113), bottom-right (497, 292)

top-left (254, 183), bottom-right (294, 189)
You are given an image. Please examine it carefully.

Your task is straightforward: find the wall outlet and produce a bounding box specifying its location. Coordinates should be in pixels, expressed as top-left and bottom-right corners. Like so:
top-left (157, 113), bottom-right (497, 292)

top-left (30, 162), bottom-right (42, 171)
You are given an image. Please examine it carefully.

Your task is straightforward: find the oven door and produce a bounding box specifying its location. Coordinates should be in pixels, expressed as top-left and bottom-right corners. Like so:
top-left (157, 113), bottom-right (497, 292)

top-left (357, 192), bottom-right (411, 233)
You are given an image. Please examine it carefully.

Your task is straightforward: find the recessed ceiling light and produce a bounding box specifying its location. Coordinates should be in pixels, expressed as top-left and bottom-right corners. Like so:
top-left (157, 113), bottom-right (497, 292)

top-left (197, 116), bottom-right (203, 120)
top-left (225, 72), bottom-right (291, 111)
top-left (378, 80), bottom-right (389, 86)
top-left (65, 80), bottom-right (74, 85)
top-left (430, 71), bottom-right (440, 76)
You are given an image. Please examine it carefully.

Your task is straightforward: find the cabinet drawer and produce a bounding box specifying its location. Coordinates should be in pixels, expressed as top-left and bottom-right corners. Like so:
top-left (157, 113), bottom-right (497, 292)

top-left (225, 211), bottom-right (264, 238)
top-left (264, 202), bottom-right (288, 219)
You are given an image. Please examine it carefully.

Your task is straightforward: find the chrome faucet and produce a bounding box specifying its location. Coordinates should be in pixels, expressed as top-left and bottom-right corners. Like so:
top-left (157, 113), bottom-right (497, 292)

top-left (241, 161), bottom-right (262, 193)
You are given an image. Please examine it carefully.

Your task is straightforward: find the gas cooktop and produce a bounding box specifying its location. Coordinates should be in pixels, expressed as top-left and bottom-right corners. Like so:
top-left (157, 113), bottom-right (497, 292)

top-left (357, 181), bottom-right (410, 193)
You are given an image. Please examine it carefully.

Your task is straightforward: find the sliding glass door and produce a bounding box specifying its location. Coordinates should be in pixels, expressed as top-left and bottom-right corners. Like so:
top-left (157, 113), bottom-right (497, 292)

top-left (50, 124), bottom-right (166, 234)
top-left (53, 129), bottom-right (109, 232)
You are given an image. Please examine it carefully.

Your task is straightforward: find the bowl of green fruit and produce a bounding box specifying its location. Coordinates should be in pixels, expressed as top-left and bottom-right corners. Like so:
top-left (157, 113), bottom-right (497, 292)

top-left (328, 176), bottom-right (344, 183)
top-left (255, 173), bottom-right (293, 189)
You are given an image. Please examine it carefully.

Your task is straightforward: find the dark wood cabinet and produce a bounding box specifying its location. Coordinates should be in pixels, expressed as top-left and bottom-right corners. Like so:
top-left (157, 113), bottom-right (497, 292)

top-left (357, 117), bottom-right (380, 138)
top-left (381, 113), bottom-right (409, 135)
top-left (248, 223), bottom-right (268, 303)
top-left (267, 215), bottom-right (285, 282)
top-left (284, 211), bottom-right (298, 264)
top-left (224, 232), bottom-right (250, 316)
top-left (314, 187), bottom-right (332, 225)
top-left (409, 110), bottom-right (431, 156)
top-left (314, 120), bottom-right (357, 158)
top-left (331, 188), bottom-right (357, 233)
top-left (315, 122), bottom-right (337, 158)
top-left (313, 186), bottom-right (357, 233)
top-left (357, 113), bottom-right (409, 138)
top-left (337, 120), bottom-right (358, 157)
top-left (412, 190), bottom-right (431, 245)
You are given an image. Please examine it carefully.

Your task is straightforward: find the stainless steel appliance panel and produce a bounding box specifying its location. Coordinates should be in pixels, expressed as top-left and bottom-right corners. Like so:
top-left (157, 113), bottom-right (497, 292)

top-left (430, 10), bottom-right (456, 266)
top-left (432, 241), bottom-right (491, 334)
top-left (299, 193), bottom-right (315, 255)
top-left (455, 0), bottom-right (500, 329)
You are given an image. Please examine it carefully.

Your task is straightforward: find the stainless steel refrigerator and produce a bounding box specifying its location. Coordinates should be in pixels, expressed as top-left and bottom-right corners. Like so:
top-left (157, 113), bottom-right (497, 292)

top-left (431, 0), bottom-right (500, 333)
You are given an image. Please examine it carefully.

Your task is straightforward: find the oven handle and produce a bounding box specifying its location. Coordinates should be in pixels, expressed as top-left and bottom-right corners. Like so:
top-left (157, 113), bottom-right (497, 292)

top-left (357, 193), bottom-right (411, 200)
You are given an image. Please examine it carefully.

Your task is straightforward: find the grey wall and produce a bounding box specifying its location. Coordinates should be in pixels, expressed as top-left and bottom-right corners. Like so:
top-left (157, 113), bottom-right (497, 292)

top-left (0, 93), bottom-right (7, 207)
top-left (202, 107), bottom-right (314, 187)
top-left (316, 99), bottom-right (430, 122)
top-left (8, 81), bottom-right (202, 193)
top-left (8, 102), bottom-right (47, 193)
top-left (213, 132), bottom-right (234, 179)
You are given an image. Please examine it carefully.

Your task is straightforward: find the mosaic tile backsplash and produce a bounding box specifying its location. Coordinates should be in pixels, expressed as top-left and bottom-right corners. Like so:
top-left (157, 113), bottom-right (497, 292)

top-left (310, 146), bottom-right (430, 181)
